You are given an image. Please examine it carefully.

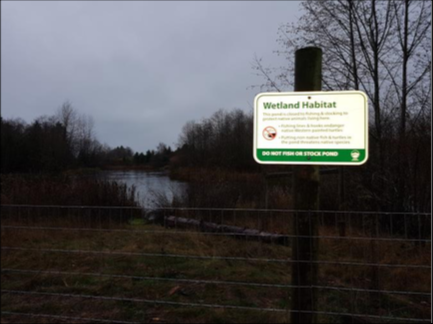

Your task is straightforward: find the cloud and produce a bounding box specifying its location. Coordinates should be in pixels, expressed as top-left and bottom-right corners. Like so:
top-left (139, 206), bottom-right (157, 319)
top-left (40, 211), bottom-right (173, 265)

top-left (1, 1), bottom-right (299, 152)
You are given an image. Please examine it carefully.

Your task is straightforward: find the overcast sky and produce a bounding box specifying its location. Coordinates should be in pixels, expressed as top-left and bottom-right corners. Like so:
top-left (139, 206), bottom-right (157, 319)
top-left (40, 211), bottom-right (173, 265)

top-left (1, 1), bottom-right (300, 152)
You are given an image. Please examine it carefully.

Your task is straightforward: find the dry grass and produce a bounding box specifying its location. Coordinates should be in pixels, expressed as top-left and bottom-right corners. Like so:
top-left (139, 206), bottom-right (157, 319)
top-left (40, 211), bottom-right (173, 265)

top-left (1, 210), bottom-right (430, 323)
top-left (1, 174), bottom-right (138, 207)
top-left (1, 216), bottom-right (292, 323)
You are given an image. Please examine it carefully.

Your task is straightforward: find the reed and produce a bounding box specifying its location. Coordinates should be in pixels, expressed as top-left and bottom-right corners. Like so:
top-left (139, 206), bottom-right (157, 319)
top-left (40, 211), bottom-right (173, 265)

top-left (1, 174), bottom-right (138, 207)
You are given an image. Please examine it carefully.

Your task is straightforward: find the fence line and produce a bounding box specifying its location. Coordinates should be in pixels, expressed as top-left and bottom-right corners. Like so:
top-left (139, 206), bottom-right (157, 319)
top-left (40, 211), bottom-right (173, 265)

top-left (1, 311), bottom-right (139, 324)
top-left (3, 246), bottom-right (429, 269)
top-left (2, 204), bottom-right (430, 215)
top-left (2, 268), bottom-right (430, 296)
top-left (2, 224), bottom-right (430, 242)
top-left (2, 290), bottom-right (430, 323)
top-left (2, 289), bottom-right (288, 313)
top-left (1, 205), bottom-right (431, 323)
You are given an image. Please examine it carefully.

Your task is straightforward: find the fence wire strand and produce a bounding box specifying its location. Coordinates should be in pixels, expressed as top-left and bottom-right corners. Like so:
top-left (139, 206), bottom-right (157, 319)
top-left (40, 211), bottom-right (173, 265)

top-left (2, 290), bottom-right (430, 323)
top-left (1, 311), bottom-right (139, 324)
top-left (2, 224), bottom-right (430, 243)
top-left (2, 204), bottom-right (430, 215)
top-left (2, 268), bottom-right (430, 296)
top-left (1, 205), bottom-right (431, 323)
top-left (2, 246), bottom-right (429, 269)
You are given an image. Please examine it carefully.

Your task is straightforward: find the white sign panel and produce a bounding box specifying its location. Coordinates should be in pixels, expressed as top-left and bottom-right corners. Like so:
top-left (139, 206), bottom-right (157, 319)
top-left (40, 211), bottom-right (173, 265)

top-left (253, 91), bottom-right (368, 165)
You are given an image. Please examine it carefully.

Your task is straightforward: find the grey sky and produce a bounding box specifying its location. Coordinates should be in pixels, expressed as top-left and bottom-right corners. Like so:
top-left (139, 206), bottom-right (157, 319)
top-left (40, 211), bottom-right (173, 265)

top-left (1, 1), bottom-right (300, 152)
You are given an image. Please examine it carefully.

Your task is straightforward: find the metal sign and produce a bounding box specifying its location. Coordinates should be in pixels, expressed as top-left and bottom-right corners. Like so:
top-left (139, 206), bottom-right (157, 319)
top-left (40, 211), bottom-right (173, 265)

top-left (253, 91), bottom-right (368, 165)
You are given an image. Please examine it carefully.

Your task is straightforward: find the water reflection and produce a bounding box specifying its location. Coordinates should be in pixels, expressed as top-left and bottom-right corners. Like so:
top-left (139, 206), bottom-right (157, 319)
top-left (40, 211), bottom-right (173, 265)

top-left (100, 170), bottom-right (187, 208)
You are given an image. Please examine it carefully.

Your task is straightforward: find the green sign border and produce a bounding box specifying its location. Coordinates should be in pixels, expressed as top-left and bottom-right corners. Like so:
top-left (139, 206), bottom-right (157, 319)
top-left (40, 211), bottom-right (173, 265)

top-left (253, 91), bottom-right (368, 166)
top-left (257, 149), bottom-right (366, 163)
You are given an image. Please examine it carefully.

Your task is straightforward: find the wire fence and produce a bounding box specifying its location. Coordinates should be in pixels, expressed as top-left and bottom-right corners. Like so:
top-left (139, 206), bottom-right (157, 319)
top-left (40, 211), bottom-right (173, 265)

top-left (1, 204), bottom-right (431, 323)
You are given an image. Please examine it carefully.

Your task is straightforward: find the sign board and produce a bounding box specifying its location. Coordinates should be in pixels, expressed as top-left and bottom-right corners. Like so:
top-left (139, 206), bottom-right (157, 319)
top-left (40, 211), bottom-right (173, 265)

top-left (253, 91), bottom-right (368, 165)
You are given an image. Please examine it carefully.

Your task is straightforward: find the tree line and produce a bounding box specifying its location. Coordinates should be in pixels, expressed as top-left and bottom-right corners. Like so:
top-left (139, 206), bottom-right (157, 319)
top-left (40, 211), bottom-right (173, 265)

top-left (173, 109), bottom-right (258, 172)
top-left (250, 0), bottom-right (431, 212)
top-left (174, 0), bottom-right (430, 212)
top-left (1, 0), bottom-right (430, 213)
top-left (1, 102), bottom-right (172, 173)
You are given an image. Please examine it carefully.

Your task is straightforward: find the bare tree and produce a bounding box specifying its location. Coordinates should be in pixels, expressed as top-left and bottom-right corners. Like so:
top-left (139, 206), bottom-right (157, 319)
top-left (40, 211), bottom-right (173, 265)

top-left (252, 0), bottom-right (431, 211)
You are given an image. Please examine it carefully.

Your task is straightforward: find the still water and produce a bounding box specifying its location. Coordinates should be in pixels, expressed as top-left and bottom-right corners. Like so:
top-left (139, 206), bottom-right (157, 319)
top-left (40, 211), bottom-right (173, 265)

top-left (101, 170), bottom-right (187, 208)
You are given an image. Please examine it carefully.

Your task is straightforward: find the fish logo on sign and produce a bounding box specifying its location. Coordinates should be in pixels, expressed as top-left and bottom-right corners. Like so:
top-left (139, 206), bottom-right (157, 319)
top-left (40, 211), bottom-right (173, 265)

top-left (263, 126), bottom-right (277, 140)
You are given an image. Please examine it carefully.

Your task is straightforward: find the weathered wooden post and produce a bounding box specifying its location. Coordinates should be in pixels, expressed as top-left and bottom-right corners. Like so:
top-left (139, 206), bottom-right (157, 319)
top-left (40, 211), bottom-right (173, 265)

top-left (291, 47), bottom-right (322, 323)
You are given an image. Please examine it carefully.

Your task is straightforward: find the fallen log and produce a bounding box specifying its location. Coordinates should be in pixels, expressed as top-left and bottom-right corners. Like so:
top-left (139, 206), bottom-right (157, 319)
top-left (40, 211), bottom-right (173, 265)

top-left (162, 215), bottom-right (289, 246)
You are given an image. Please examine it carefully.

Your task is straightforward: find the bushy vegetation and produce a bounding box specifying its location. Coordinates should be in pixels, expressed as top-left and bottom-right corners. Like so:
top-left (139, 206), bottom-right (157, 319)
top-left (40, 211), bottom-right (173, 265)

top-left (250, 1), bottom-right (432, 213)
top-left (1, 1), bottom-right (431, 213)
top-left (1, 174), bottom-right (138, 207)
top-left (172, 109), bottom-right (259, 172)
top-left (168, 103), bottom-right (430, 212)
top-left (167, 0), bottom-right (432, 213)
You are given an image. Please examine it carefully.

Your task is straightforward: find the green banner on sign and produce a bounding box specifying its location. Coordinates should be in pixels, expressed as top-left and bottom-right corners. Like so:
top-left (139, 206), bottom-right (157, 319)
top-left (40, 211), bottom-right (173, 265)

top-left (256, 149), bottom-right (366, 163)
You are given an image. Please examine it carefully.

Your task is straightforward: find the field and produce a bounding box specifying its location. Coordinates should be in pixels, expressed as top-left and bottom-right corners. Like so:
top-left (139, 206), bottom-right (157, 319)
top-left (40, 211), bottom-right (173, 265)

top-left (1, 206), bottom-right (431, 323)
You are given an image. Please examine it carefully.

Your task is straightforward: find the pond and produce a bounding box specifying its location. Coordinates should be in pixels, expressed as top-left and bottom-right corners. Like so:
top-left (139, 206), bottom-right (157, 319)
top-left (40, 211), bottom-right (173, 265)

top-left (100, 170), bottom-right (187, 208)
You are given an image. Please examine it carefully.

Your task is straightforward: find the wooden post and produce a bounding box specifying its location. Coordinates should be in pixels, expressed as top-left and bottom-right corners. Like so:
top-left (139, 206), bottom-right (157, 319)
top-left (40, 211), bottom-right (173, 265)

top-left (291, 47), bottom-right (322, 323)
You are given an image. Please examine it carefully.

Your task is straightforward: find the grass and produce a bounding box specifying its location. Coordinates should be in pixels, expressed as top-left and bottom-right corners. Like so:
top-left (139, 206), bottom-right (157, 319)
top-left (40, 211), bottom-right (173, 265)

top-left (1, 217), bottom-right (292, 323)
top-left (1, 211), bottom-right (431, 323)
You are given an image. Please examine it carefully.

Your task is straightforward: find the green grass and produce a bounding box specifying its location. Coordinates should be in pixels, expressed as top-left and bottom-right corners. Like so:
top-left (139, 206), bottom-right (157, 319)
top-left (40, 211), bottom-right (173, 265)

top-left (1, 217), bottom-right (430, 323)
top-left (2, 221), bottom-right (293, 323)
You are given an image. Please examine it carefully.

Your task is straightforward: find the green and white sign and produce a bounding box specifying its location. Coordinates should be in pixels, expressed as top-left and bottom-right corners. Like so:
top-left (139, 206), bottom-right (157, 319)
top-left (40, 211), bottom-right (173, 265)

top-left (253, 91), bottom-right (368, 165)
